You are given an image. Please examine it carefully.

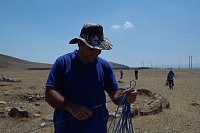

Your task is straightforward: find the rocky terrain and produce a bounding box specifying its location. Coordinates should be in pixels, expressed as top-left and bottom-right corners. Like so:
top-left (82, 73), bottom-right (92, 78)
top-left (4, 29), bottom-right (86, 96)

top-left (0, 54), bottom-right (200, 133)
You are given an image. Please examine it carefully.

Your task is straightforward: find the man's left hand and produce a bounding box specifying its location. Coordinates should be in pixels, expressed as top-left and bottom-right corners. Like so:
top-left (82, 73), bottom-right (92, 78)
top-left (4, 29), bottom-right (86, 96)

top-left (121, 88), bottom-right (137, 103)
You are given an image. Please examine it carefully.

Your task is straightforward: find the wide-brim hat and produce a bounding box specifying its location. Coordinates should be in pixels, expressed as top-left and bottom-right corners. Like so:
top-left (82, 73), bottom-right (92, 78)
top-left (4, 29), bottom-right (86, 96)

top-left (69, 23), bottom-right (113, 50)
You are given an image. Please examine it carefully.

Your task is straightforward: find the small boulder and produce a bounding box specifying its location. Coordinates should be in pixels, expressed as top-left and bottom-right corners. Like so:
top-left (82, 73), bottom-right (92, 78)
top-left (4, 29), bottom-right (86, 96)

top-left (8, 107), bottom-right (30, 118)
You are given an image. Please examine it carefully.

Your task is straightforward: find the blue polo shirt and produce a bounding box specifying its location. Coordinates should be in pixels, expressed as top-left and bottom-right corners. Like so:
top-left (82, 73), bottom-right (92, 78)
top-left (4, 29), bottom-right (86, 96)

top-left (46, 50), bottom-right (118, 133)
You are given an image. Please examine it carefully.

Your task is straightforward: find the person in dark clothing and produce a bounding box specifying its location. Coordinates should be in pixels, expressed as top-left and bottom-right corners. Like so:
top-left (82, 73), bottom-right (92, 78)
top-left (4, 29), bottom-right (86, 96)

top-left (120, 69), bottom-right (124, 79)
top-left (134, 69), bottom-right (138, 80)
top-left (167, 69), bottom-right (175, 89)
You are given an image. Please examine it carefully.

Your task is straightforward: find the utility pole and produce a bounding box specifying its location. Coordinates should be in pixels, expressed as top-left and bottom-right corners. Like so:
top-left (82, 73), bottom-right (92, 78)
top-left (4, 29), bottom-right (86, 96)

top-left (141, 62), bottom-right (144, 67)
top-left (189, 56), bottom-right (190, 69)
top-left (191, 56), bottom-right (193, 69)
top-left (189, 56), bottom-right (193, 69)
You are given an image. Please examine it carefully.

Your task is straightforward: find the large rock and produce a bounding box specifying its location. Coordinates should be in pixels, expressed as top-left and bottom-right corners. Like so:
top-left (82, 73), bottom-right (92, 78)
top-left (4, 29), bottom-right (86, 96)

top-left (153, 93), bottom-right (170, 109)
top-left (140, 101), bottom-right (163, 116)
top-left (8, 107), bottom-right (30, 118)
top-left (131, 88), bottom-right (170, 116)
top-left (0, 75), bottom-right (22, 83)
top-left (137, 88), bottom-right (153, 96)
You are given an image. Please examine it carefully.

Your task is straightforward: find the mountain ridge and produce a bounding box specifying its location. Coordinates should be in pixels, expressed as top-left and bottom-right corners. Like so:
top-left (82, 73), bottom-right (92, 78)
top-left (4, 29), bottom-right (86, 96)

top-left (0, 54), bottom-right (129, 69)
top-left (0, 54), bottom-right (52, 69)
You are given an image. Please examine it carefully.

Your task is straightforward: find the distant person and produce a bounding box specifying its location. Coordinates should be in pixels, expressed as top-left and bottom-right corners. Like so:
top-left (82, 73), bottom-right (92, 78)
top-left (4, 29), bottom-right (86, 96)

top-left (45, 23), bottom-right (137, 133)
top-left (167, 69), bottom-right (175, 89)
top-left (120, 69), bottom-right (124, 79)
top-left (134, 68), bottom-right (139, 80)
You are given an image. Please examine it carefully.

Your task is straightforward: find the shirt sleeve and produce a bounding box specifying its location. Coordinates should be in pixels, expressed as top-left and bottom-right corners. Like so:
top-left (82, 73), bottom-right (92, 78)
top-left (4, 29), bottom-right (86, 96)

top-left (103, 62), bottom-right (119, 93)
top-left (45, 57), bottom-right (65, 91)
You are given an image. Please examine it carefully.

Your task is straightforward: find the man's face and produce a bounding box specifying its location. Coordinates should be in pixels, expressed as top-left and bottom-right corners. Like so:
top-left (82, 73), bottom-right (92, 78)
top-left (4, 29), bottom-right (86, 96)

top-left (78, 42), bottom-right (101, 64)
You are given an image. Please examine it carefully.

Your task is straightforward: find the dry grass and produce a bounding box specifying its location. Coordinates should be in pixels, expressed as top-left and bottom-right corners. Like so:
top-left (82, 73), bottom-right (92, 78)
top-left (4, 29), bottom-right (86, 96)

top-left (0, 68), bottom-right (200, 133)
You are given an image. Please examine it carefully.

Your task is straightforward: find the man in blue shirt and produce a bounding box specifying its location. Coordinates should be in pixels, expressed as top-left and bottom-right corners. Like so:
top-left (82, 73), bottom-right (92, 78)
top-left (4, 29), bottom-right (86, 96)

top-left (45, 23), bottom-right (137, 133)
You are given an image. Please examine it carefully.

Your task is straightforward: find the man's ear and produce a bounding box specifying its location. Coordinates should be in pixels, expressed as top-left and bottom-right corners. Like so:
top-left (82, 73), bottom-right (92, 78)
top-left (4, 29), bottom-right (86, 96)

top-left (77, 40), bottom-right (83, 46)
top-left (77, 40), bottom-right (82, 47)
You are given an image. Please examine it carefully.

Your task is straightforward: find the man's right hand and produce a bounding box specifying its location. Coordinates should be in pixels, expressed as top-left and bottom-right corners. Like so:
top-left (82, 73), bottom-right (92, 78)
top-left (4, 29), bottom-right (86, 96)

top-left (45, 89), bottom-right (92, 121)
top-left (64, 99), bottom-right (92, 121)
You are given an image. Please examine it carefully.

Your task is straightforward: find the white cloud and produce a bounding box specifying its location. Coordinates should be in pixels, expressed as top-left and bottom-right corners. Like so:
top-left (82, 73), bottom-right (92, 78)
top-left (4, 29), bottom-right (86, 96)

top-left (111, 21), bottom-right (134, 30)
top-left (123, 22), bottom-right (134, 29)
top-left (111, 25), bottom-right (122, 29)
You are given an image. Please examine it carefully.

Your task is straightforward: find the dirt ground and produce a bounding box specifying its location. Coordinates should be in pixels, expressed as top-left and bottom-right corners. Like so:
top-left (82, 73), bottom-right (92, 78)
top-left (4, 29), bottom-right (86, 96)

top-left (0, 68), bottom-right (200, 133)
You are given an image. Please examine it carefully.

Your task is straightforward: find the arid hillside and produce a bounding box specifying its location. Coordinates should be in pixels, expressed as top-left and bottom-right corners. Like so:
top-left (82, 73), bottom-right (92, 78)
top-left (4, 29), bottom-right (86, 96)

top-left (0, 54), bottom-right (129, 69)
top-left (0, 54), bottom-right (52, 69)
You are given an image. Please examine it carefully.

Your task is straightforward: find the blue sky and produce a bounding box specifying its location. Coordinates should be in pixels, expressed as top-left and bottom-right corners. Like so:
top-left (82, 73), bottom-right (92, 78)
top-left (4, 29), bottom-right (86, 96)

top-left (1, 0), bottom-right (200, 68)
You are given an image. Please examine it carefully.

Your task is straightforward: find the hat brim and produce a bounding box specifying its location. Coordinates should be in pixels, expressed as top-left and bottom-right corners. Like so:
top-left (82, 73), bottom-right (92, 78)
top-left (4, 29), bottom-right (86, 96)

top-left (69, 37), bottom-right (113, 50)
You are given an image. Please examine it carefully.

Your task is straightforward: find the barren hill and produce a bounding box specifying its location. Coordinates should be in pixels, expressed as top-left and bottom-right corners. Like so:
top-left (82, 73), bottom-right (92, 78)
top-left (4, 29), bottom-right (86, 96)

top-left (0, 54), bottom-right (52, 69)
top-left (109, 62), bottom-right (130, 69)
top-left (0, 54), bottom-right (129, 69)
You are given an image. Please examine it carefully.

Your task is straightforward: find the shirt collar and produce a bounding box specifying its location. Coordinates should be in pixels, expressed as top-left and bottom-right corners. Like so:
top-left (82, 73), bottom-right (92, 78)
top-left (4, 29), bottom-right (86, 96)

top-left (71, 50), bottom-right (98, 64)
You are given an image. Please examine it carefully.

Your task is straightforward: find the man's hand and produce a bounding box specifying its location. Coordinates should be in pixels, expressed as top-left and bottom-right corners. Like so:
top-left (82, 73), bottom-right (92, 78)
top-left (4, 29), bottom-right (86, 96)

top-left (112, 88), bottom-right (137, 105)
top-left (122, 88), bottom-right (137, 103)
top-left (45, 88), bottom-right (92, 121)
top-left (64, 99), bottom-right (92, 121)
